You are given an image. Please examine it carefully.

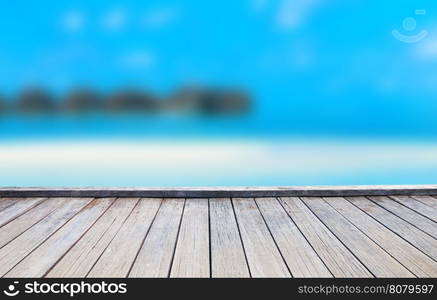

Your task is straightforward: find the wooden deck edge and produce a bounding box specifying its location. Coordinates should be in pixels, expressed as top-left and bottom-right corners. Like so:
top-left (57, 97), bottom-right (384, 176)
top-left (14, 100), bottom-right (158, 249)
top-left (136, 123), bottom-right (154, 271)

top-left (1, 185), bottom-right (437, 198)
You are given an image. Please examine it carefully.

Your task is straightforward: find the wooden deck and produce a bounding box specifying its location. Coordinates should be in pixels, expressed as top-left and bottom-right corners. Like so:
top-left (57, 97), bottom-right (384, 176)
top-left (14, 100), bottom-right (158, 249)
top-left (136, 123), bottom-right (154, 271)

top-left (0, 195), bottom-right (436, 278)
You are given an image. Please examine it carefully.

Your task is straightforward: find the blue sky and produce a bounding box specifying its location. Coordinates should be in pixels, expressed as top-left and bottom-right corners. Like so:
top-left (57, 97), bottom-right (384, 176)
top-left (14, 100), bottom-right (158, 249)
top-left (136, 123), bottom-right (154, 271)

top-left (0, 0), bottom-right (437, 136)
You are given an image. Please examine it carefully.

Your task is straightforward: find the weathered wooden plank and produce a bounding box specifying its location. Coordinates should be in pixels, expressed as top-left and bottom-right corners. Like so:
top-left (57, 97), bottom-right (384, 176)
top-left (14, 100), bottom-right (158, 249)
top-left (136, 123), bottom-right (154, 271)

top-left (0, 198), bottom-right (63, 248)
top-left (0, 198), bottom-right (21, 212)
top-left (87, 198), bottom-right (161, 278)
top-left (329, 197), bottom-right (437, 277)
top-left (255, 197), bottom-right (332, 277)
top-left (47, 198), bottom-right (139, 278)
top-left (2, 185), bottom-right (437, 198)
top-left (348, 197), bottom-right (437, 261)
top-left (0, 198), bottom-right (93, 276)
top-left (369, 196), bottom-right (437, 237)
top-left (0, 193), bottom-right (434, 279)
top-left (411, 196), bottom-right (437, 210)
top-left (391, 196), bottom-right (437, 222)
top-left (302, 197), bottom-right (414, 277)
top-left (232, 198), bottom-right (290, 278)
top-left (5, 198), bottom-right (115, 277)
top-left (170, 198), bottom-right (209, 278)
top-left (209, 198), bottom-right (250, 278)
top-left (129, 199), bottom-right (185, 278)
top-left (0, 198), bottom-right (46, 227)
top-left (279, 197), bottom-right (372, 278)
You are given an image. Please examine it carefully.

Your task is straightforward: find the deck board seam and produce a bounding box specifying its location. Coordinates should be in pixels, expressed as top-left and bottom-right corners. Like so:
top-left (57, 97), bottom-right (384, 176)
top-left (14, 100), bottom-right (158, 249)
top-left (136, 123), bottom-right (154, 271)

top-left (207, 199), bottom-right (212, 278)
top-left (298, 197), bottom-right (376, 278)
top-left (322, 198), bottom-right (418, 277)
top-left (0, 198), bottom-right (49, 230)
top-left (85, 198), bottom-right (141, 278)
top-left (42, 198), bottom-right (117, 278)
top-left (345, 197), bottom-right (437, 264)
top-left (0, 198), bottom-right (69, 250)
top-left (365, 197), bottom-right (437, 241)
top-left (275, 197), bottom-right (334, 278)
top-left (3, 198), bottom-right (95, 277)
top-left (253, 198), bottom-right (293, 278)
top-left (167, 198), bottom-right (186, 278)
top-left (0, 198), bottom-right (25, 213)
top-left (127, 198), bottom-right (164, 278)
top-left (411, 196), bottom-right (437, 210)
top-left (0, 198), bottom-right (48, 228)
top-left (388, 196), bottom-right (437, 223)
top-left (230, 197), bottom-right (252, 278)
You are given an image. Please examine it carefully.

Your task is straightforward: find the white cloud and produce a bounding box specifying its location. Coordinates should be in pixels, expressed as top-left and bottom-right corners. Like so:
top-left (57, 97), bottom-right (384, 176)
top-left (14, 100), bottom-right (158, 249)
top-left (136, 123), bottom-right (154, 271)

top-left (258, 41), bottom-right (316, 72)
top-left (102, 9), bottom-right (127, 31)
top-left (276, 0), bottom-right (320, 30)
top-left (62, 11), bottom-right (85, 33)
top-left (415, 37), bottom-right (437, 61)
top-left (142, 7), bottom-right (180, 28)
top-left (290, 43), bottom-right (316, 70)
top-left (251, 0), bottom-right (269, 13)
top-left (120, 51), bottom-right (155, 69)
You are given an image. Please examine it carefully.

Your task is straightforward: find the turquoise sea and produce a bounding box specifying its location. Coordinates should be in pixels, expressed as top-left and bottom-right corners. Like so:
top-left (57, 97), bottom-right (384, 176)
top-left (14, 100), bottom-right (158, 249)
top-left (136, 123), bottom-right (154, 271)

top-left (1, 1), bottom-right (437, 186)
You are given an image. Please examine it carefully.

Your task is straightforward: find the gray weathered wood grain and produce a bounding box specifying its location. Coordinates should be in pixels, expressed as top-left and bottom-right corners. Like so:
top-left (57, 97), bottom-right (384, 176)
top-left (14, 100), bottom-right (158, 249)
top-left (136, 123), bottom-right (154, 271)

top-left (210, 198), bottom-right (250, 278)
top-left (329, 197), bottom-right (437, 277)
top-left (232, 198), bottom-right (291, 278)
top-left (47, 198), bottom-right (138, 277)
top-left (0, 198), bottom-right (23, 212)
top-left (170, 198), bottom-right (209, 278)
top-left (391, 196), bottom-right (437, 222)
top-left (368, 196), bottom-right (437, 237)
top-left (279, 197), bottom-right (373, 278)
top-left (302, 197), bottom-right (414, 277)
top-left (348, 197), bottom-right (437, 261)
top-left (1, 194), bottom-right (435, 278)
top-left (0, 198), bottom-right (93, 276)
top-left (5, 198), bottom-right (115, 278)
top-left (0, 198), bottom-right (62, 248)
top-left (129, 198), bottom-right (185, 278)
top-left (0, 198), bottom-right (46, 227)
top-left (255, 197), bottom-right (332, 277)
top-left (87, 198), bottom-right (162, 278)
top-left (411, 196), bottom-right (437, 210)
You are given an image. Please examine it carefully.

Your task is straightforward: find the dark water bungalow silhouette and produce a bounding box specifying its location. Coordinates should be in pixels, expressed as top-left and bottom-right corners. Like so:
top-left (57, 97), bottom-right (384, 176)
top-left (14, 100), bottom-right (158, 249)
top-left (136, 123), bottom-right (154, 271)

top-left (0, 95), bottom-right (6, 113)
top-left (106, 89), bottom-right (159, 113)
top-left (166, 87), bottom-right (251, 115)
top-left (63, 88), bottom-right (103, 112)
top-left (16, 88), bottom-right (57, 113)
top-left (3, 86), bottom-right (251, 116)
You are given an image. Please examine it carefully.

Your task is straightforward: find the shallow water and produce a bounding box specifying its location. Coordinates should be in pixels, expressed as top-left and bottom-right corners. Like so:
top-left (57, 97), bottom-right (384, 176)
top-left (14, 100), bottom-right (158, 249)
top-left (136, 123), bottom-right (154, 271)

top-left (1, 139), bottom-right (437, 187)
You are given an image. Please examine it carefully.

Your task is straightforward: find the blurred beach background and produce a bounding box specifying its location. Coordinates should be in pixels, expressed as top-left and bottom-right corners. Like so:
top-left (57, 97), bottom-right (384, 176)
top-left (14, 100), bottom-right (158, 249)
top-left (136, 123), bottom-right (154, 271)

top-left (1, 0), bottom-right (437, 187)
